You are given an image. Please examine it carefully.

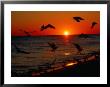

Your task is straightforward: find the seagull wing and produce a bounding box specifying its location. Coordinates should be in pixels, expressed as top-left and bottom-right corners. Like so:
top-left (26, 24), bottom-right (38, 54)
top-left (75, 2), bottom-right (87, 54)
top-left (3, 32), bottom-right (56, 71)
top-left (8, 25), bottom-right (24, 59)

top-left (24, 31), bottom-right (31, 36)
top-left (48, 42), bottom-right (54, 47)
top-left (13, 44), bottom-right (21, 52)
top-left (73, 17), bottom-right (79, 22)
top-left (47, 24), bottom-right (55, 29)
top-left (73, 43), bottom-right (83, 51)
top-left (40, 25), bottom-right (46, 31)
top-left (73, 17), bottom-right (84, 22)
top-left (79, 17), bottom-right (84, 20)
top-left (48, 42), bottom-right (58, 52)
top-left (19, 29), bottom-right (31, 36)
top-left (91, 22), bottom-right (97, 29)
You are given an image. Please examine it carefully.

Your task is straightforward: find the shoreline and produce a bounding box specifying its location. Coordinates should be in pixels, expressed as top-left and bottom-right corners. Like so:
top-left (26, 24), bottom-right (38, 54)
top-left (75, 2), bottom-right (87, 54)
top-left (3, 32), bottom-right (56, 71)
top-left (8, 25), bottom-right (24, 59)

top-left (11, 50), bottom-right (100, 77)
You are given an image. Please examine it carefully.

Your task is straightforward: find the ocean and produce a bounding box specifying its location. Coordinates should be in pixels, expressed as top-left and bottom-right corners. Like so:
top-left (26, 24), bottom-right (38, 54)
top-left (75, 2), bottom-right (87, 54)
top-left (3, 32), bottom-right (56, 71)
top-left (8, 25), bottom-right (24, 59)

top-left (11, 35), bottom-right (100, 76)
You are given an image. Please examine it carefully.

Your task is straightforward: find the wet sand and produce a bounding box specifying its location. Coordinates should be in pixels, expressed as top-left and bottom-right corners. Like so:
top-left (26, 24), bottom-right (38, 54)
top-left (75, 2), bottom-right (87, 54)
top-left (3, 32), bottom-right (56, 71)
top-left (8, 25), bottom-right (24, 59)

top-left (12, 51), bottom-right (100, 77)
top-left (41, 58), bottom-right (100, 77)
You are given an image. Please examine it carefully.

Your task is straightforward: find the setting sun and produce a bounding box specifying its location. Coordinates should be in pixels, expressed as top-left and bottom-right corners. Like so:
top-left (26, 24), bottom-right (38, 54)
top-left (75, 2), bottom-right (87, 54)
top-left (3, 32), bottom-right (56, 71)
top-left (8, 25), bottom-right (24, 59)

top-left (64, 31), bottom-right (69, 36)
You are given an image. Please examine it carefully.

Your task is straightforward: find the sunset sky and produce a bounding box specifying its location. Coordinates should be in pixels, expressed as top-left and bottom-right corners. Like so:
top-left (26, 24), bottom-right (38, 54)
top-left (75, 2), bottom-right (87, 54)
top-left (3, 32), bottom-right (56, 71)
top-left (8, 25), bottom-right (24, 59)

top-left (11, 11), bottom-right (100, 36)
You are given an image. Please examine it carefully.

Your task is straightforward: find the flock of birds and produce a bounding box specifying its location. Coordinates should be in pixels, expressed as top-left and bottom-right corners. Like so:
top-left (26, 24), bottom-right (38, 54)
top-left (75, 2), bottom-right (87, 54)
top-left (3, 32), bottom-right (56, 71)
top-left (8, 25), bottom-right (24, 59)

top-left (12, 16), bottom-right (98, 55)
top-left (12, 16), bottom-right (100, 76)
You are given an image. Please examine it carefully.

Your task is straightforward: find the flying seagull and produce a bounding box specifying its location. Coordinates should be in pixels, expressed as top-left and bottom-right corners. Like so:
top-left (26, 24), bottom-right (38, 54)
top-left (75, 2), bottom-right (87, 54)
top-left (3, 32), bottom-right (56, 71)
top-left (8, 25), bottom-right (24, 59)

top-left (12, 43), bottom-right (30, 54)
top-left (91, 22), bottom-right (97, 29)
top-left (40, 24), bottom-right (55, 31)
top-left (73, 43), bottom-right (83, 54)
top-left (73, 16), bottom-right (84, 22)
top-left (48, 42), bottom-right (58, 52)
top-left (19, 29), bottom-right (36, 37)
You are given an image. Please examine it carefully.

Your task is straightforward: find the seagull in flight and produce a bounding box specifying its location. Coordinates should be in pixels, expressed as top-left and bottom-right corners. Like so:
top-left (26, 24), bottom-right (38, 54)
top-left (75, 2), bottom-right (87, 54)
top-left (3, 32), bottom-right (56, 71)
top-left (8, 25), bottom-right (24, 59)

top-left (91, 22), bottom-right (97, 29)
top-left (40, 24), bottom-right (55, 31)
top-left (19, 29), bottom-right (36, 37)
top-left (73, 16), bottom-right (84, 22)
top-left (48, 42), bottom-right (58, 52)
top-left (73, 43), bottom-right (83, 54)
top-left (12, 43), bottom-right (30, 54)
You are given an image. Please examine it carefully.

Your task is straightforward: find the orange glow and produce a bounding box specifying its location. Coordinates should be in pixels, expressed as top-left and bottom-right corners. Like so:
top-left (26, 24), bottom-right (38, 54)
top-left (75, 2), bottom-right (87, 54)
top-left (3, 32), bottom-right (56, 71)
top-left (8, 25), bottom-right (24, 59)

top-left (64, 31), bottom-right (69, 36)
top-left (66, 62), bottom-right (77, 67)
top-left (11, 11), bottom-right (100, 36)
top-left (64, 52), bottom-right (70, 56)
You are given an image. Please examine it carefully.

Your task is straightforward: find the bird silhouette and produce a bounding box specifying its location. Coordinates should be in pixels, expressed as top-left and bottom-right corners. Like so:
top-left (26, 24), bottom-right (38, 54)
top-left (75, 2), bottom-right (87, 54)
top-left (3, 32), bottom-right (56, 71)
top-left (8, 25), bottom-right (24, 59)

top-left (40, 24), bottom-right (55, 31)
top-left (73, 16), bottom-right (84, 22)
top-left (91, 22), bottom-right (97, 29)
top-left (12, 43), bottom-right (30, 54)
top-left (19, 29), bottom-right (35, 37)
top-left (48, 42), bottom-right (58, 52)
top-left (73, 43), bottom-right (83, 54)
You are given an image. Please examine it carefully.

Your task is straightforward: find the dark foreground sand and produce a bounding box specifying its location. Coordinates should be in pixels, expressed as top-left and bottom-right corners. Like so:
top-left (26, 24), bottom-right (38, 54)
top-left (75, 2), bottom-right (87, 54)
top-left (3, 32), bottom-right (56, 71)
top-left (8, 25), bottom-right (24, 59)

top-left (12, 51), bottom-right (100, 77)
top-left (40, 59), bottom-right (100, 77)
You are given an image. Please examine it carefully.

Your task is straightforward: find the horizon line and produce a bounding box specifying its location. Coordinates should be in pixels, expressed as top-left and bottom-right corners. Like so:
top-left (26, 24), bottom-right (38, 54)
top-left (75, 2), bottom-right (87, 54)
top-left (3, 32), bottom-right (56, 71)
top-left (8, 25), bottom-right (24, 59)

top-left (11, 33), bottom-right (100, 37)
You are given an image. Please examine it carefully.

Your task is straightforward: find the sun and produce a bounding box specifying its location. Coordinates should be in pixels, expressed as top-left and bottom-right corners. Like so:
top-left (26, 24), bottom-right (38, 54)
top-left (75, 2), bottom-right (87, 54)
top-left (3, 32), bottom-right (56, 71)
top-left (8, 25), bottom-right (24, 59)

top-left (64, 31), bottom-right (69, 36)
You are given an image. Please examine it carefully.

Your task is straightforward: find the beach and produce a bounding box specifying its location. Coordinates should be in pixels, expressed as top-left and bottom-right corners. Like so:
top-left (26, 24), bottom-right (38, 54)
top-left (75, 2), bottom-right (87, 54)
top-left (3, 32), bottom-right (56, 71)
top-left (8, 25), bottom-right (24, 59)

top-left (11, 35), bottom-right (100, 77)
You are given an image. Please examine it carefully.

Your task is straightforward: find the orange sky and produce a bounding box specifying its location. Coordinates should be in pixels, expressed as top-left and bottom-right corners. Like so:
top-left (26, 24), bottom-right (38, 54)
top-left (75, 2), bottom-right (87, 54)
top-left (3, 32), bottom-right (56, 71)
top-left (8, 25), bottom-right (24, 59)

top-left (11, 11), bottom-right (100, 36)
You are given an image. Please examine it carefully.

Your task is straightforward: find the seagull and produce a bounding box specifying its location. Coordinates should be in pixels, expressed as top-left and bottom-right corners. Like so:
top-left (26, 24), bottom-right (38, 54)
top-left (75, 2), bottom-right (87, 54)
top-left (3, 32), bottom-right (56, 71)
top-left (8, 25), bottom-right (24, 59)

top-left (12, 43), bottom-right (30, 54)
top-left (91, 22), bottom-right (97, 29)
top-left (73, 43), bottom-right (83, 54)
top-left (73, 16), bottom-right (84, 22)
top-left (48, 42), bottom-right (58, 52)
top-left (40, 24), bottom-right (55, 31)
top-left (19, 29), bottom-right (35, 37)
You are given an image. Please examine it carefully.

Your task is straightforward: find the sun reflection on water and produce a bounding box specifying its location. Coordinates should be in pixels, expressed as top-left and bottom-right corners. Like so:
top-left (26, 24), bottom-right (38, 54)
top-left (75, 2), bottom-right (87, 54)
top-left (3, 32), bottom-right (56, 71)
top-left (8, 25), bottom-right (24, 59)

top-left (64, 52), bottom-right (71, 56)
top-left (66, 62), bottom-right (78, 67)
